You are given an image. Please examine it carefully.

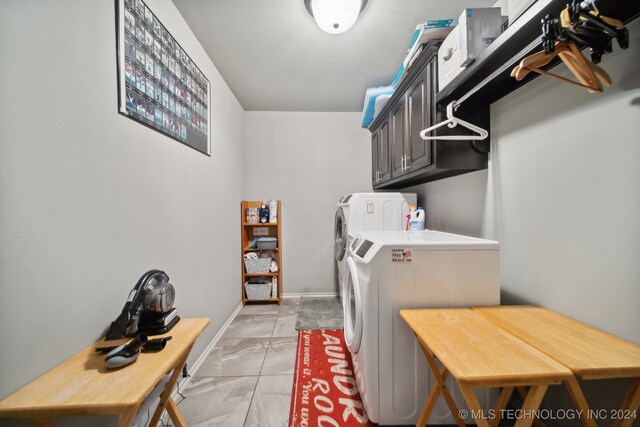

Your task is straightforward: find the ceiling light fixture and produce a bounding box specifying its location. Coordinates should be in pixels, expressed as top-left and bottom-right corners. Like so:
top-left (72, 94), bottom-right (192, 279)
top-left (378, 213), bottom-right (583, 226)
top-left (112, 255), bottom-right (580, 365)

top-left (304, 0), bottom-right (368, 35)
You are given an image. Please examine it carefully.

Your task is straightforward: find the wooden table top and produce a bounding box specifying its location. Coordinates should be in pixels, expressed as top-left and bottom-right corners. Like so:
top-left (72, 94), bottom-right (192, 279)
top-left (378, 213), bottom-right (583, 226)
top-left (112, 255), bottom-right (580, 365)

top-left (473, 306), bottom-right (640, 379)
top-left (0, 318), bottom-right (209, 418)
top-left (400, 308), bottom-right (572, 387)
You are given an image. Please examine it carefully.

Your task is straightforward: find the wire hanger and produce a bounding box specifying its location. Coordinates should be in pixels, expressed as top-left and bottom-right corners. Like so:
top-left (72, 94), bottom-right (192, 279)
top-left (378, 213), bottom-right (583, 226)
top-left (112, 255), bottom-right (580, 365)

top-left (420, 101), bottom-right (488, 141)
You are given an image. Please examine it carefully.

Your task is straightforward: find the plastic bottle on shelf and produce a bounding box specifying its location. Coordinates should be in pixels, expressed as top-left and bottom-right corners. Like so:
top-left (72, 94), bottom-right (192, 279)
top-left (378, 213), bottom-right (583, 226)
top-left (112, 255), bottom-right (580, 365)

top-left (409, 207), bottom-right (426, 231)
top-left (259, 203), bottom-right (269, 223)
top-left (269, 198), bottom-right (278, 223)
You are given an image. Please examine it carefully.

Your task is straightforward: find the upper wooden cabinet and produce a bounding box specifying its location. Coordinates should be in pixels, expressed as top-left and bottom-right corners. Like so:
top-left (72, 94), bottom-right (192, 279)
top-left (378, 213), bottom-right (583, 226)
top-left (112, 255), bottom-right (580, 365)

top-left (390, 96), bottom-right (407, 178)
top-left (371, 118), bottom-right (391, 185)
top-left (369, 43), bottom-right (489, 189)
top-left (407, 60), bottom-right (434, 172)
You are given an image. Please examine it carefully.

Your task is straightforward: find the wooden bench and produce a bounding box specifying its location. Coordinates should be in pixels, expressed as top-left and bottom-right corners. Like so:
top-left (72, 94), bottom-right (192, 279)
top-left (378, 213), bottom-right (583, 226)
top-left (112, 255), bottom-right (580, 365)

top-left (473, 306), bottom-right (640, 427)
top-left (400, 308), bottom-right (573, 427)
top-left (0, 318), bottom-right (209, 427)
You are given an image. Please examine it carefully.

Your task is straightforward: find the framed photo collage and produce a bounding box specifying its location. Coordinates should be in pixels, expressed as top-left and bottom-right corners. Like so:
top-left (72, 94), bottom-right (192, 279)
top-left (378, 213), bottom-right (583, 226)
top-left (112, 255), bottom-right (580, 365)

top-left (117, 0), bottom-right (210, 155)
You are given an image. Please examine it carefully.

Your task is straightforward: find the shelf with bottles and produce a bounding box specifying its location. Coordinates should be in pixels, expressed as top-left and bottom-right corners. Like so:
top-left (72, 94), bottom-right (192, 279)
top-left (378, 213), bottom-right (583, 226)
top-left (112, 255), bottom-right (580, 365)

top-left (241, 200), bottom-right (282, 305)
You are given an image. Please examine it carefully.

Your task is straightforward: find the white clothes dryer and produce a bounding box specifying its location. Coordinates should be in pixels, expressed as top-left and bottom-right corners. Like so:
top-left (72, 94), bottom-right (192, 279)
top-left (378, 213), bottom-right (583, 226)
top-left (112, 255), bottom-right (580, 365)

top-left (344, 230), bottom-right (500, 425)
top-left (334, 193), bottom-right (416, 307)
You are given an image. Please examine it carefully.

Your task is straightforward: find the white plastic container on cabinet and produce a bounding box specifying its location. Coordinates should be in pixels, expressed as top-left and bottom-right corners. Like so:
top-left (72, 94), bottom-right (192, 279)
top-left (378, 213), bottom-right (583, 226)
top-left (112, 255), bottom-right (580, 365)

top-left (438, 8), bottom-right (503, 90)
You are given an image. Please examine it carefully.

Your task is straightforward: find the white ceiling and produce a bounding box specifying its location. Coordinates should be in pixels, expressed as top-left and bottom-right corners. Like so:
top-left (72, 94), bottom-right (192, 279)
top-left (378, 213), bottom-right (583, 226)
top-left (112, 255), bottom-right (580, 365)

top-left (172, 0), bottom-right (495, 111)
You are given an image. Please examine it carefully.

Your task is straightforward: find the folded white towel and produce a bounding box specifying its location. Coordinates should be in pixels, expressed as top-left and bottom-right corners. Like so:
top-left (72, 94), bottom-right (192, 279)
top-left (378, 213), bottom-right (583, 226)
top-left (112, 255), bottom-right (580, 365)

top-left (269, 261), bottom-right (279, 273)
top-left (244, 252), bottom-right (258, 259)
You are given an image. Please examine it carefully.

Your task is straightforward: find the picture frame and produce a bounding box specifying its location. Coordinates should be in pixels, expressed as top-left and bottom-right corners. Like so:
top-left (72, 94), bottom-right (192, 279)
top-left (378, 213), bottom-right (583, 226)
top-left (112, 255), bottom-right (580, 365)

top-left (116, 0), bottom-right (211, 156)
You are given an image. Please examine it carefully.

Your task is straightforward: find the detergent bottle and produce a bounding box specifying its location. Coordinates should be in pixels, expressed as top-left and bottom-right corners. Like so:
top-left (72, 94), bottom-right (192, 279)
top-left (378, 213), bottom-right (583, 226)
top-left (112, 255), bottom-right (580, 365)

top-left (406, 205), bottom-right (416, 230)
top-left (409, 207), bottom-right (426, 231)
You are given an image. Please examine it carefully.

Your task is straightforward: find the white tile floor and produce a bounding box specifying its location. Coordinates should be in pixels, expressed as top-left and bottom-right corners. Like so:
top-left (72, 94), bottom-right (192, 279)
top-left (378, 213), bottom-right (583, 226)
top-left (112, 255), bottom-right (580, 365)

top-left (173, 298), bottom-right (300, 427)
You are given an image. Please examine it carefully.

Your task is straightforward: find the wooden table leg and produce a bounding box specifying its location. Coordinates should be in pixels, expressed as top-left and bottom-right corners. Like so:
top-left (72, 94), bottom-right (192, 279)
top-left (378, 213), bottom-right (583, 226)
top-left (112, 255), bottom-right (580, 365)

top-left (489, 386), bottom-right (514, 427)
top-left (612, 378), bottom-right (640, 427)
top-left (117, 407), bottom-right (138, 427)
top-left (417, 370), bottom-right (445, 427)
top-left (563, 377), bottom-right (597, 427)
top-left (30, 419), bottom-right (55, 427)
top-left (458, 384), bottom-right (491, 427)
top-left (149, 346), bottom-right (191, 427)
top-left (514, 385), bottom-right (548, 427)
top-left (417, 337), bottom-right (465, 427)
top-left (166, 396), bottom-right (187, 427)
top-left (416, 365), bottom-right (450, 426)
top-left (516, 387), bottom-right (544, 427)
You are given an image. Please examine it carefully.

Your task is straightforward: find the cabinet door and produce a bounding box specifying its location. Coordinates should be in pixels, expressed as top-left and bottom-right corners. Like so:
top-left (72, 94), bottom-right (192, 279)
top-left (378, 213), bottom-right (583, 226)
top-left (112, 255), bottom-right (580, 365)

top-left (391, 97), bottom-right (407, 178)
top-left (379, 119), bottom-right (391, 182)
top-left (371, 130), bottom-right (379, 186)
top-left (407, 59), bottom-right (435, 172)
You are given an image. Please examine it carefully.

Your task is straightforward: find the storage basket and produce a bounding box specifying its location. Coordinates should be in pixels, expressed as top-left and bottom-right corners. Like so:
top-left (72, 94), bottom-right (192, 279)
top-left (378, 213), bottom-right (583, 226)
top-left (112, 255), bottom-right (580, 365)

top-left (244, 282), bottom-right (272, 300)
top-left (244, 257), bottom-right (272, 274)
top-left (257, 237), bottom-right (277, 250)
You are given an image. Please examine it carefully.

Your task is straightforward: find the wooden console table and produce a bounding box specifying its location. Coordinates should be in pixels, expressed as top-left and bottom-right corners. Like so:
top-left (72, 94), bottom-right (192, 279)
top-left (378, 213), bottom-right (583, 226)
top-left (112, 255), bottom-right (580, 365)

top-left (0, 318), bottom-right (209, 427)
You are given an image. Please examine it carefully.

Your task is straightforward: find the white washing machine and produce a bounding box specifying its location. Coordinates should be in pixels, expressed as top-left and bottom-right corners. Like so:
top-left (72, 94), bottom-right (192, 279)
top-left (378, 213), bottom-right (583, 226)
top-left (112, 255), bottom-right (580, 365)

top-left (344, 230), bottom-right (500, 425)
top-left (334, 193), bottom-right (416, 307)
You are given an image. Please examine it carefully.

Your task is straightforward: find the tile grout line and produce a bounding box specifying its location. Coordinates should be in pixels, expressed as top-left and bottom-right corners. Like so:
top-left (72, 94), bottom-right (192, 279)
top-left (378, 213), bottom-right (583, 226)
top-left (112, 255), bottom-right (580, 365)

top-left (242, 376), bottom-right (261, 427)
top-left (243, 306), bottom-right (280, 426)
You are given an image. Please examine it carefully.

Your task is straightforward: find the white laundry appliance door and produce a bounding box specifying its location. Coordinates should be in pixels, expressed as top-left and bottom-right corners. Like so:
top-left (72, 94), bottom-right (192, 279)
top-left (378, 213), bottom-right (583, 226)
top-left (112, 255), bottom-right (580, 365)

top-left (334, 207), bottom-right (347, 263)
top-left (334, 207), bottom-right (348, 307)
top-left (344, 257), bottom-right (362, 354)
top-left (346, 255), bottom-right (379, 424)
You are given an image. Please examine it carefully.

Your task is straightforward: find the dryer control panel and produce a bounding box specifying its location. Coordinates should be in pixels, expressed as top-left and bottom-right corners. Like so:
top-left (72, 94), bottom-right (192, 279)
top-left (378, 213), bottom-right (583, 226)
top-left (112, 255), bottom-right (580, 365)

top-left (354, 239), bottom-right (374, 259)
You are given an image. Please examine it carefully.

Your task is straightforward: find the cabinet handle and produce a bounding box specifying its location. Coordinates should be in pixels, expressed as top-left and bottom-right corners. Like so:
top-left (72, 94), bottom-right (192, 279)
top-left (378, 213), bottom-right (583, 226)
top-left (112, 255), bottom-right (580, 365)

top-left (401, 155), bottom-right (411, 172)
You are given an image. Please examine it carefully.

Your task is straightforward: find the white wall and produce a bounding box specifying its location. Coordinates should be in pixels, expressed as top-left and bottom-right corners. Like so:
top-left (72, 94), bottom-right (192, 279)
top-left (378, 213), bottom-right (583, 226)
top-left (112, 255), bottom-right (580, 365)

top-left (244, 112), bottom-right (371, 295)
top-left (0, 1), bottom-right (244, 425)
top-left (406, 18), bottom-right (640, 424)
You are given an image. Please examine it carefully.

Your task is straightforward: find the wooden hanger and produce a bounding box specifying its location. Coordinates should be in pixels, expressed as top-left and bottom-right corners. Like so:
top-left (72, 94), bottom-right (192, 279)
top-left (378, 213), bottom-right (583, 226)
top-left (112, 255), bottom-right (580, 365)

top-left (561, 42), bottom-right (611, 88)
top-left (513, 45), bottom-right (610, 88)
top-left (510, 41), bottom-right (609, 92)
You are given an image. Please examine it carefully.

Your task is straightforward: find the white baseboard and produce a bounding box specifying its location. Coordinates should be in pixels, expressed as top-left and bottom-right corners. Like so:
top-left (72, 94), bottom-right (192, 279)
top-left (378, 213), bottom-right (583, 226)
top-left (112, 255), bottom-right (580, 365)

top-left (187, 302), bottom-right (243, 378)
top-left (170, 303), bottom-right (243, 400)
top-left (283, 292), bottom-right (338, 298)
top-left (151, 302), bottom-right (244, 425)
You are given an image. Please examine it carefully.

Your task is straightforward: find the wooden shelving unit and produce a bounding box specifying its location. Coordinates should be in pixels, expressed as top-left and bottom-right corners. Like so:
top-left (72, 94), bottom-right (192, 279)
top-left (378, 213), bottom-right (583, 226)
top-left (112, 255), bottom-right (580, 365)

top-left (241, 200), bottom-right (282, 305)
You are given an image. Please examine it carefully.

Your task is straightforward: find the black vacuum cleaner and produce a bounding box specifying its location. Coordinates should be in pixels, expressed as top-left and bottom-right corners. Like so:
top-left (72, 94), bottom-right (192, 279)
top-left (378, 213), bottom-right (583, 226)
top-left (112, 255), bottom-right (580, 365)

top-left (105, 269), bottom-right (179, 340)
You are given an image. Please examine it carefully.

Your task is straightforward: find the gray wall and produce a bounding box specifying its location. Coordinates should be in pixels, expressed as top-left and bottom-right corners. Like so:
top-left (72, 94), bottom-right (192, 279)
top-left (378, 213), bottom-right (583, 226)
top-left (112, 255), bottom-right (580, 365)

top-left (244, 112), bottom-right (371, 295)
top-left (407, 18), bottom-right (640, 344)
top-left (405, 18), bottom-right (640, 425)
top-left (0, 0), bottom-right (244, 424)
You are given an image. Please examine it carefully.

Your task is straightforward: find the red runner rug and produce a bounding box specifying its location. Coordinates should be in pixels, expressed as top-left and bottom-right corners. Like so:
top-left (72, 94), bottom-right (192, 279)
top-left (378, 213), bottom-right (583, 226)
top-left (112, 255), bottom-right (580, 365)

top-left (289, 329), bottom-right (376, 427)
